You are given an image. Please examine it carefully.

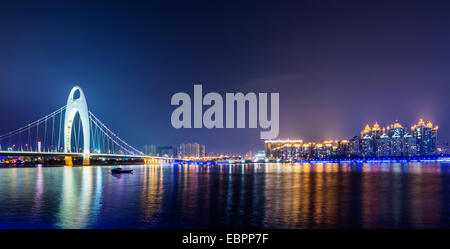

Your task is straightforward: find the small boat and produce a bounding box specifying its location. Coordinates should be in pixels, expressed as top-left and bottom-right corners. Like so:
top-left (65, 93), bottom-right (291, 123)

top-left (111, 167), bottom-right (133, 174)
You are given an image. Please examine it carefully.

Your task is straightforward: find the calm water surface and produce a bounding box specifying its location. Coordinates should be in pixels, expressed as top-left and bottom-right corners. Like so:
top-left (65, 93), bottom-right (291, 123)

top-left (0, 163), bottom-right (450, 229)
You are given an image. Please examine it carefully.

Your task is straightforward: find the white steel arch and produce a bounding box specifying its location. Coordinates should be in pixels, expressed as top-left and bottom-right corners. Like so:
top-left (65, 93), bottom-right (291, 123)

top-left (64, 86), bottom-right (90, 160)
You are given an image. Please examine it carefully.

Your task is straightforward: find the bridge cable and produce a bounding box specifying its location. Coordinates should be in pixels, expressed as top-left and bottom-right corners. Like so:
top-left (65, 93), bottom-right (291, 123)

top-left (51, 114), bottom-right (55, 151)
top-left (89, 116), bottom-right (135, 155)
top-left (89, 112), bottom-right (143, 155)
top-left (57, 108), bottom-right (63, 152)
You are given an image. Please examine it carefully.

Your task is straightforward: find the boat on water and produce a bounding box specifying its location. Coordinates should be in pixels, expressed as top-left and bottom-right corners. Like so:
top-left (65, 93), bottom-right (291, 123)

top-left (111, 168), bottom-right (133, 174)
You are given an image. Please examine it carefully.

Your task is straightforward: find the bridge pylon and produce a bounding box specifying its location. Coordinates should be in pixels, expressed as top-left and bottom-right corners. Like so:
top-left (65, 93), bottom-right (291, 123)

top-left (65, 156), bottom-right (73, 167)
top-left (64, 86), bottom-right (91, 165)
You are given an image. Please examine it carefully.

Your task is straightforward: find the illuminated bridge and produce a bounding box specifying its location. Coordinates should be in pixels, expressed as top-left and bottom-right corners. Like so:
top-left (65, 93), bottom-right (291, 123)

top-left (0, 86), bottom-right (174, 166)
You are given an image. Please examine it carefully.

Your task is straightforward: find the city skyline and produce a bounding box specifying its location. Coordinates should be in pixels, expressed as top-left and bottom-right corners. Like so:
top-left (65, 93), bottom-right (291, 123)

top-left (143, 118), bottom-right (448, 158)
top-left (265, 118), bottom-right (447, 161)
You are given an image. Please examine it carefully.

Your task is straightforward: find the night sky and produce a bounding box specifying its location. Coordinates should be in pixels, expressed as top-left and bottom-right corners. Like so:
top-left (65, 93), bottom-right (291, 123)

top-left (0, 0), bottom-right (449, 155)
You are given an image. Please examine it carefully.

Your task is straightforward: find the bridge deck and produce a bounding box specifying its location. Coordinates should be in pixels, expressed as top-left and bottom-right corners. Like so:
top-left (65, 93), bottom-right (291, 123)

top-left (0, 151), bottom-right (174, 160)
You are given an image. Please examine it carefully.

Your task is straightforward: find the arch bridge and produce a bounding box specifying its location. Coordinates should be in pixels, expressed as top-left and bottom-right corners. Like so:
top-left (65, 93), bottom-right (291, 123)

top-left (0, 86), bottom-right (175, 166)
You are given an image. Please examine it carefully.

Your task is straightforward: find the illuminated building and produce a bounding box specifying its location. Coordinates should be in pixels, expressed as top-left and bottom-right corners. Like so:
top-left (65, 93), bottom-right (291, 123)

top-left (254, 150), bottom-right (266, 160)
top-left (263, 119), bottom-right (441, 160)
top-left (370, 121), bottom-right (382, 139)
top-left (143, 145), bottom-right (157, 156)
top-left (403, 133), bottom-right (418, 157)
top-left (157, 146), bottom-right (177, 157)
top-left (361, 124), bottom-right (371, 138)
top-left (179, 143), bottom-right (204, 158)
top-left (200, 145), bottom-right (206, 157)
top-left (350, 136), bottom-right (360, 156)
top-left (411, 119), bottom-right (438, 156)
top-left (391, 134), bottom-right (402, 157)
top-left (338, 140), bottom-right (351, 157)
top-left (245, 149), bottom-right (253, 159)
top-left (330, 140), bottom-right (340, 156)
top-left (438, 142), bottom-right (449, 156)
top-left (302, 143), bottom-right (313, 158)
top-left (376, 134), bottom-right (391, 157)
top-left (360, 121), bottom-right (382, 157)
top-left (361, 135), bottom-right (374, 157)
top-left (264, 140), bottom-right (303, 160)
top-left (314, 143), bottom-right (326, 158)
top-left (318, 141), bottom-right (336, 157)
top-left (388, 121), bottom-right (405, 138)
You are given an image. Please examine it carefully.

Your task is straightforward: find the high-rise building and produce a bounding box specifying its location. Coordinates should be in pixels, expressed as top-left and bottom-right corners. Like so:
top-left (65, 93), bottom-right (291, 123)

top-left (361, 124), bottom-right (371, 138)
top-left (403, 133), bottom-right (418, 157)
top-left (438, 142), bottom-right (449, 156)
top-left (179, 143), bottom-right (205, 158)
top-left (314, 143), bottom-right (325, 158)
top-left (387, 121), bottom-right (405, 138)
top-left (143, 144), bottom-right (157, 156)
top-left (376, 134), bottom-right (391, 157)
top-left (264, 140), bottom-right (303, 160)
top-left (200, 145), bottom-right (206, 157)
top-left (338, 140), bottom-right (351, 157)
top-left (361, 135), bottom-right (374, 157)
top-left (263, 119), bottom-right (442, 160)
top-left (302, 143), bottom-right (313, 159)
top-left (370, 122), bottom-right (382, 139)
top-left (322, 141), bottom-right (334, 158)
top-left (411, 119), bottom-right (438, 156)
top-left (245, 149), bottom-right (253, 159)
top-left (255, 150), bottom-right (266, 160)
top-left (391, 134), bottom-right (402, 157)
top-left (350, 136), bottom-right (360, 156)
top-left (156, 146), bottom-right (177, 157)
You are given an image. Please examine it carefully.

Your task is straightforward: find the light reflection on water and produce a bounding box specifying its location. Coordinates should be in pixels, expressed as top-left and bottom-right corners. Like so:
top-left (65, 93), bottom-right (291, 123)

top-left (0, 163), bottom-right (449, 229)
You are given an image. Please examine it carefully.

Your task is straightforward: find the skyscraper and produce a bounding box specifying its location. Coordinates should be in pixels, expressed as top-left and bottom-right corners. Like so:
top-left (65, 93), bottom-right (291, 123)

top-left (179, 143), bottom-right (205, 158)
top-left (403, 133), bottom-right (418, 157)
top-left (200, 145), bottom-right (206, 157)
top-left (411, 119), bottom-right (438, 156)
top-left (143, 144), bottom-right (157, 156)
top-left (370, 122), bottom-right (382, 139)
top-left (350, 136), bottom-right (360, 156)
top-left (387, 121), bottom-right (405, 138)
top-left (338, 140), bottom-right (351, 157)
top-left (391, 133), bottom-right (402, 157)
top-left (264, 140), bottom-right (303, 160)
top-left (376, 134), bottom-right (391, 157)
top-left (361, 135), bottom-right (374, 157)
top-left (156, 146), bottom-right (177, 157)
